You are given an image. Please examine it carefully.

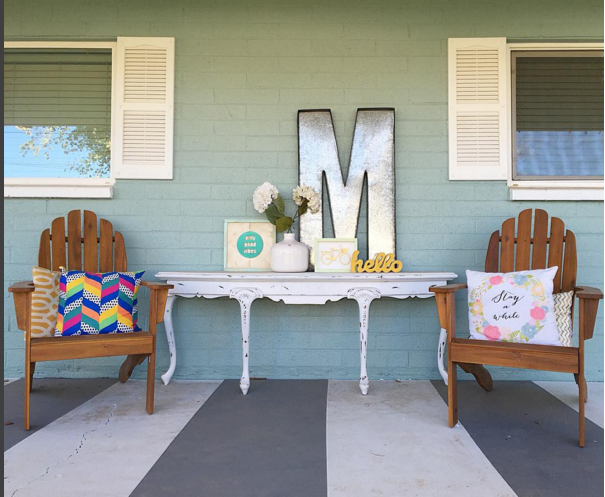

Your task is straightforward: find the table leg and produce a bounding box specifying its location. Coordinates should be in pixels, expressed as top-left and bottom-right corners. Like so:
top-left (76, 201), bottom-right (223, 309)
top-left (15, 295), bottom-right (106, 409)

top-left (230, 288), bottom-right (263, 395)
top-left (348, 288), bottom-right (380, 395)
top-left (438, 327), bottom-right (448, 386)
top-left (161, 294), bottom-right (178, 386)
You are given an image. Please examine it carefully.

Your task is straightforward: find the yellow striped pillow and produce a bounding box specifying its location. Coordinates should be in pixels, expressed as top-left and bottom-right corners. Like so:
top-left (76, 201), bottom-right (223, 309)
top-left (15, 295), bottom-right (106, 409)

top-left (32, 267), bottom-right (61, 338)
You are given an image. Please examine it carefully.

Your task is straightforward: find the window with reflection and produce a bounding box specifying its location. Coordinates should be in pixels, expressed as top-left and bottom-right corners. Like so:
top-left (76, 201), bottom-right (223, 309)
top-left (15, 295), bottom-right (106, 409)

top-left (512, 51), bottom-right (604, 180)
top-left (4, 48), bottom-right (112, 179)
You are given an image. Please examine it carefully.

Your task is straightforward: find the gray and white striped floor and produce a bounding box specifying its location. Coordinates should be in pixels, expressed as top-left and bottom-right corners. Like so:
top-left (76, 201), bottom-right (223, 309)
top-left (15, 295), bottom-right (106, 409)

top-left (4, 379), bottom-right (604, 497)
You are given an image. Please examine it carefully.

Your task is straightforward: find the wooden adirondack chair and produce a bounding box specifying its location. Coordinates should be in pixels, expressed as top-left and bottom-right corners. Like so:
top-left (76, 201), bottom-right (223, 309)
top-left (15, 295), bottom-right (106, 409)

top-left (8, 210), bottom-right (173, 430)
top-left (431, 209), bottom-right (602, 447)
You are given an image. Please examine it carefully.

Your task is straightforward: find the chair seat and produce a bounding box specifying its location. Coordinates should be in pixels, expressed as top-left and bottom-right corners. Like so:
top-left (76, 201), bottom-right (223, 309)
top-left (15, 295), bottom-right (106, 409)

top-left (31, 332), bottom-right (154, 362)
top-left (451, 338), bottom-right (579, 374)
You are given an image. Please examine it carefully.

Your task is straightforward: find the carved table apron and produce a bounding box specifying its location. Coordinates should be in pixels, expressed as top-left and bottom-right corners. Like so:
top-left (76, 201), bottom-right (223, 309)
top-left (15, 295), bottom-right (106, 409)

top-left (155, 271), bottom-right (457, 395)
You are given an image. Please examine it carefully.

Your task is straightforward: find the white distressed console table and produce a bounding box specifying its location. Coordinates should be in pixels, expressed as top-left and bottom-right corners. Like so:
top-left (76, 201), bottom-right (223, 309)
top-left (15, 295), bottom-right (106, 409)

top-left (155, 271), bottom-right (457, 395)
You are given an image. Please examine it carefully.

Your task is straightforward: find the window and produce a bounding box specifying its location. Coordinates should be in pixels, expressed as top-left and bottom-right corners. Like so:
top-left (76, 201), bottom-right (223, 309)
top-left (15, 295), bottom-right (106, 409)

top-left (512, 51), bottom-right (604, 181)
top-left (4, 48), bottom-right (113, 180)
top-left (4, 38), bottom-right (175, 198)
top-left (448, 39), bottom-right (604, 200)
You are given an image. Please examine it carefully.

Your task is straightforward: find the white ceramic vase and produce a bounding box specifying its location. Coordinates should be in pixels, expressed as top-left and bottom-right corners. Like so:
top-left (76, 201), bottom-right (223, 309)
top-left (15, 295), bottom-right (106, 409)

top-left (270, 233), bottom-right (309, 273)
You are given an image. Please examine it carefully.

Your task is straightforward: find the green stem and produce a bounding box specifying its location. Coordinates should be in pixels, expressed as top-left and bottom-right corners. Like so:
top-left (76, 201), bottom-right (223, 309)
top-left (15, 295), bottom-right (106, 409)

top-left (289, 207), bottom-right (304, 233)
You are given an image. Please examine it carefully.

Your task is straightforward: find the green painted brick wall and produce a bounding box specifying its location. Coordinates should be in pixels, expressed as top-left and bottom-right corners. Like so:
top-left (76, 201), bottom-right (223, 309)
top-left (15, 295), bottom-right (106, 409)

top-left (4, 0), bottom-right (604, 381)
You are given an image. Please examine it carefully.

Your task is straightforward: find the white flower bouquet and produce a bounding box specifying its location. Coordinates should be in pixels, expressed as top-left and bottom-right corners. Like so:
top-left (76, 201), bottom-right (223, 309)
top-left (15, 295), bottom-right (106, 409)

top-left (253, 182), bottom-right (321, 233)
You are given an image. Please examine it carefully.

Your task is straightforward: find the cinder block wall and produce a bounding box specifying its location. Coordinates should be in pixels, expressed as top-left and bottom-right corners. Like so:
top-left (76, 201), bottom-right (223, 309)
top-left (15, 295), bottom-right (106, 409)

top-left (4, 0), bottom-right (604, 381)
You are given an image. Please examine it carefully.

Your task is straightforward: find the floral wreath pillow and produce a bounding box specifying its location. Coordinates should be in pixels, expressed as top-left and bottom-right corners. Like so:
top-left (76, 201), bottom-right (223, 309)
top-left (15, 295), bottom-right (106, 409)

top-left (467, 267), bottom-right (560, 346)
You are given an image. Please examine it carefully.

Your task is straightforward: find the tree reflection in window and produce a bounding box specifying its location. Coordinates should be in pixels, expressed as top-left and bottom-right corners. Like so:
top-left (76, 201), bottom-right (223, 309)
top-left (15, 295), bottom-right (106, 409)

top-left (4, 48), bottom-right (112, 179)
top-left (17, 125), bottom-right (110, 178)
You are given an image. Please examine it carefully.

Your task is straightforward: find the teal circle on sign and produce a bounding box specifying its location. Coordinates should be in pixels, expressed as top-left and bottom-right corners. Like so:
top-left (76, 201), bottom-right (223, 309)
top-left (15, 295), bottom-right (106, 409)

top-left (237, 231), bottom-right (264, 259)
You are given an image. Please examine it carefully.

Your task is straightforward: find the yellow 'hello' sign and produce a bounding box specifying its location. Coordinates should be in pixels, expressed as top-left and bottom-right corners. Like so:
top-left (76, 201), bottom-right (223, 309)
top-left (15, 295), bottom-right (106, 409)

top-left (351, 251), bottom-right (402, 273)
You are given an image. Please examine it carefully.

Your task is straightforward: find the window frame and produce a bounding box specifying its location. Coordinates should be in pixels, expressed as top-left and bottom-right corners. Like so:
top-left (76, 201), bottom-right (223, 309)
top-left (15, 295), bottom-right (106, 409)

top-left (3, 41), bottom-right (118, 198)
top-left (505, 42), bottom-right (604, 201)
top-left (511, 50), bottom-right (604, 182)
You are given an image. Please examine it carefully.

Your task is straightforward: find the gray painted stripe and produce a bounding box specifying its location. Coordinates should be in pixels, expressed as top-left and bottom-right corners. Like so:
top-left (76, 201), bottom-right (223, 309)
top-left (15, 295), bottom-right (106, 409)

top-left (535, 381), bottom-right (604, 428)
top-left (327, 380), bottom-right (516, 497)
top-left (4, 378), bottom-right (115, 451)
top-left (4, 380), bottom-right (220, 497)
top-left (432, 380), bottom-right (604, 497)
top-left (132, 380), bottom-right (328, 497)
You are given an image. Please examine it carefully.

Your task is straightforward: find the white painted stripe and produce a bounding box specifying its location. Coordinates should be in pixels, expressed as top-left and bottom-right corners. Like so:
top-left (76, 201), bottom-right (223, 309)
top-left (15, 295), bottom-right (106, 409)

top-left (327, 380), bottom-right (517, 497)
top-left (534, 381), bottom-right (604, 429)
top-left (4, 378), bottom-right (19, 386)
top-left (4, 380), bottom-right (221, 497)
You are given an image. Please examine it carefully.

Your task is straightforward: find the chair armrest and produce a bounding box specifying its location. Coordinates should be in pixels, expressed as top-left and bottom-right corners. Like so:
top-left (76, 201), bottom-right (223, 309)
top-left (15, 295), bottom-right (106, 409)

top-left (8, 282), bottom-right (35, 332)
top-left (142, 281), bottom-right (174, 327)
top-left (430, 283), bottom-right (467, 294)
top-left (141, 281), bottom-right (174, 291)
top-left (431, 284), bottom-right (466, 335)
top-left (575, 285), bottom-right (603, 340)
top-left (575, 286), bottom-right (604, 300)
top-left (8, 281), bottom-right (35, 293)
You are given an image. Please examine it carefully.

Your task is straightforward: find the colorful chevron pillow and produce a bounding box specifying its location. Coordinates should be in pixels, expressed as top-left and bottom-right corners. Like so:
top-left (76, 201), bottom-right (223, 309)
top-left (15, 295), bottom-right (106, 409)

top-left (55, 269), bottom-right (145, 337)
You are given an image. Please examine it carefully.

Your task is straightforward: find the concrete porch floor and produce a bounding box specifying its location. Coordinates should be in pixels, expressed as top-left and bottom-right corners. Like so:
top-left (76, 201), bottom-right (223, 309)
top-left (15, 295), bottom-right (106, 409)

top-left (4, 379), bottom-right (604, 497)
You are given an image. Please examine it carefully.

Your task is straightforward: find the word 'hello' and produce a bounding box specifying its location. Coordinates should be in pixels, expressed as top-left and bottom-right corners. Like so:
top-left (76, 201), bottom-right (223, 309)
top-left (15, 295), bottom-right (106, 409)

top-left (351, 251), bottom-right (402, 273)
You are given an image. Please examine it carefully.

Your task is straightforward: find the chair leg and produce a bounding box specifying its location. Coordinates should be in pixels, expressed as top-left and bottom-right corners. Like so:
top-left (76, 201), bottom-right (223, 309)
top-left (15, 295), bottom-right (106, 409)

top-left (119, 354), bottom-right (147, 383)
top-left (24, 361), bottom-right (31, 431)
top-left (578, 372), bottom-right (586, 447)
top-left (459, 363), bottom-right (493, 392)
top-left (29, 362), bottom-right (36, 392)
top-left (448, 360), bottom-right (458, 427)
top-left (574, 374), bottom-right (588, 403)
top-left (146, 352), bottom-right (155, 415)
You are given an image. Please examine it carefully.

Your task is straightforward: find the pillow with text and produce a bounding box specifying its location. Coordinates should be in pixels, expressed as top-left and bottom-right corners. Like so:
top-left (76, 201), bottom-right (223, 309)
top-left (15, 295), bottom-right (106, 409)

top-left (467, 267), bottom-right (560, 346)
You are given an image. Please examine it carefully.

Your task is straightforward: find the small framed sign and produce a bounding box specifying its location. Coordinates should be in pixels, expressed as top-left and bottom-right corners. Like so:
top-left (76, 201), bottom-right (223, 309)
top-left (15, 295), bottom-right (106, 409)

top-left (314, 238), bottom-right (358, 273)
top-left (224, 219), bottom-right (276, 271)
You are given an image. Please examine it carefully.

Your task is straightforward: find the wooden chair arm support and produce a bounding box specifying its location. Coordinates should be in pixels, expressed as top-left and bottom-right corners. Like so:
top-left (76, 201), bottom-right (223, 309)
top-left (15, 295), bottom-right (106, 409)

top-left (575, 286), bottom-right (604, 300)
top-left (430, 283), bottom-right (467, 294)
top-left (8, 281), bottom-right (35, 293)
top-left (432, 288), bottom-right (461, 333)
top-left (576, 286), bottom-right (602, 340)
top-left (143, 282), bottom-right (174, 326)
top-left (9, 284), bottom-right (34, 332)
top-left (141, 281), bottom-right (174, 291)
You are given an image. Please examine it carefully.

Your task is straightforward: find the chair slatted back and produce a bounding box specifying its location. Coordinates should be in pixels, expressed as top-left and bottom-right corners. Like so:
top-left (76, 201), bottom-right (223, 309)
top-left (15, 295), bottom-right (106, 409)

top-left (38, 210), bottom-right (127, 273)
top-left (485, 208), bottom-right (578, 308)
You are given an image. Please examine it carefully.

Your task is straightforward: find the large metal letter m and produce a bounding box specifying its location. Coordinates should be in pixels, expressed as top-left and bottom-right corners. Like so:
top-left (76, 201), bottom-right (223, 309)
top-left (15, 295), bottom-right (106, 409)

top-left (298, 108), bottom-right (396, 264)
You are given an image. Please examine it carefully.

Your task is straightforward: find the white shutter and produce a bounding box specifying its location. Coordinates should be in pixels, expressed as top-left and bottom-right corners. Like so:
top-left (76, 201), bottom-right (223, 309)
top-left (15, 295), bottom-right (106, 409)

top-left (448, 38), bottom-right (508, 180)
top-left (114, 37), bottom-right (175, 179)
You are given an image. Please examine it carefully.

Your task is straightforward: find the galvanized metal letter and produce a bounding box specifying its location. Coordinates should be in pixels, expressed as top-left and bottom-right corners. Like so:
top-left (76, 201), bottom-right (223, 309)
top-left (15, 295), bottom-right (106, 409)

top-left (298, 108), bottom-right (396, 264)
